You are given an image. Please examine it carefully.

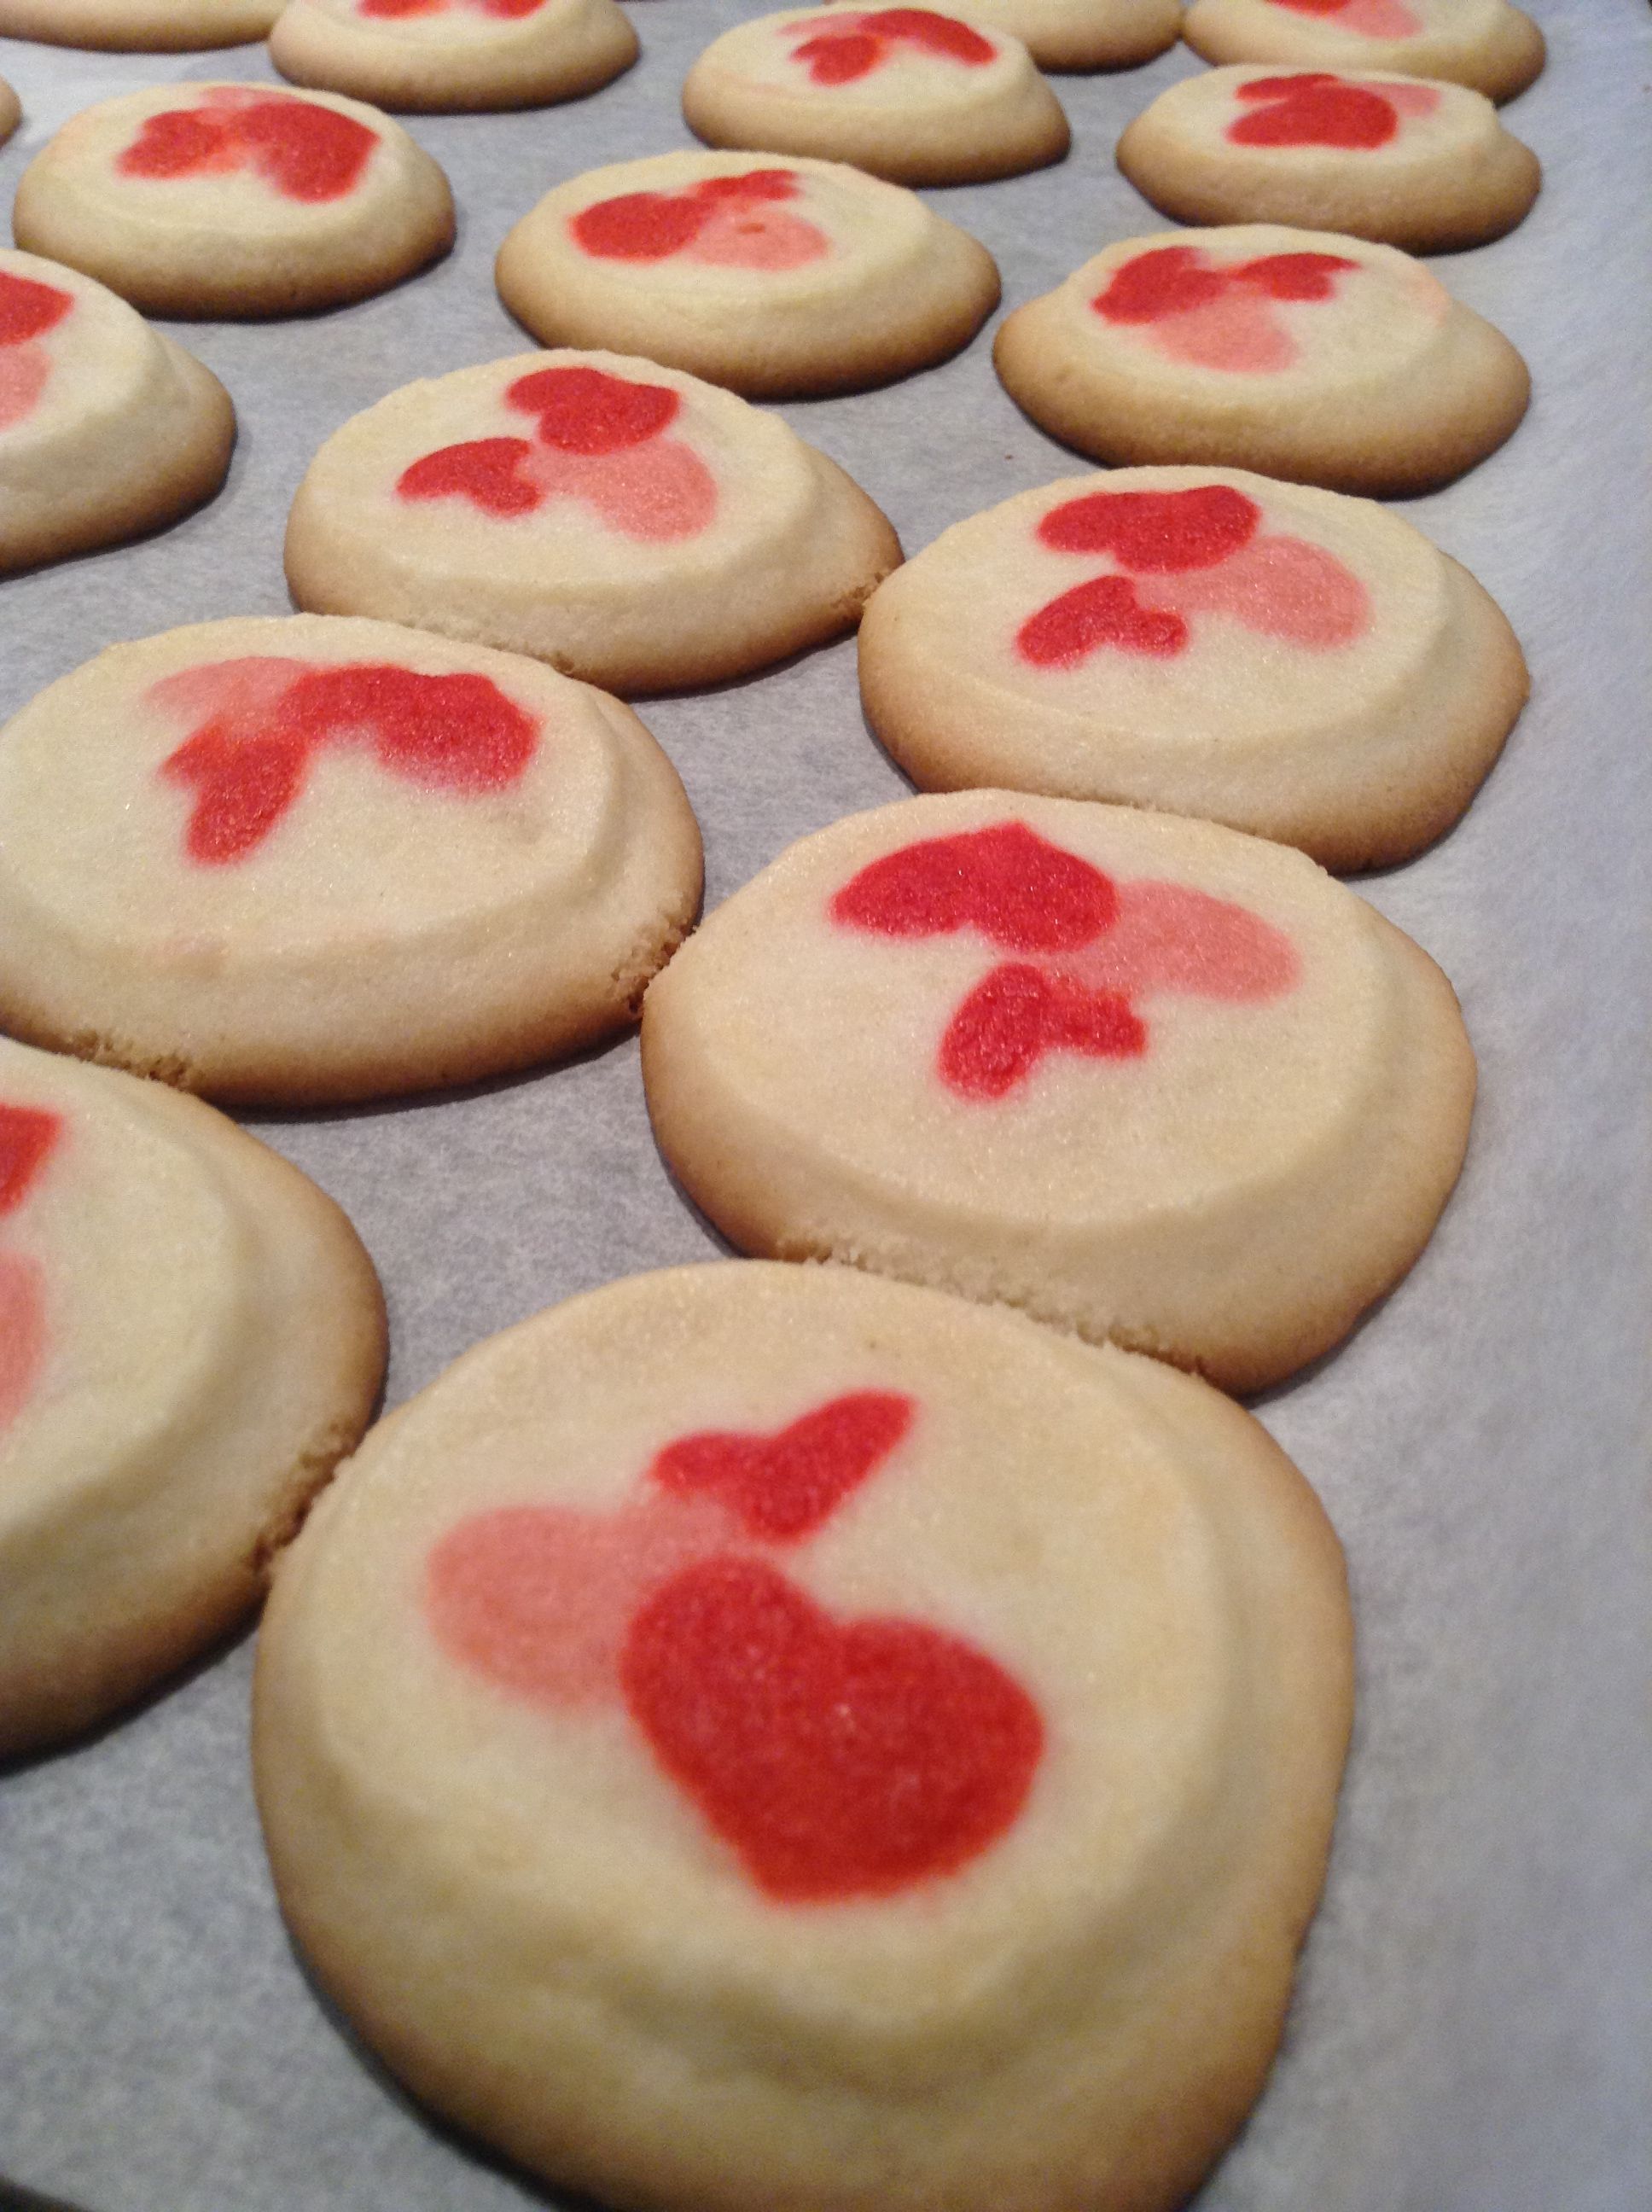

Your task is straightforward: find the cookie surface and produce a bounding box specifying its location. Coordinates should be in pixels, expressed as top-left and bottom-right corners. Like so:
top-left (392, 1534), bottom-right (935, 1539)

top-left (496, 152), bottom-right (1000, 398)
top-left (946, 0), bottom-right (1180, 71)
top-left (255, 1259), bottom-right (1352, 2212)
top-left (0, 616), bottom-right (701, 1104)
top-left (0, 248), bottom-right (235, 573)
top-left (0, 1037), bottom-right (385, 1759)
top-left (858, 466), bottom-right (1527, 867)
top-left (1182, 0), bottom-right (1544, 102)
top-left (682, 6), bottom-right (1069, 187)
top-left (0, 0), bottom-right (282, 47)
top-left (12, 83), bottom-right (454, 317)
top-left (268, 0), bottom-right (639, 114)
top-left (0, 76), bottom-right (19, 144)
top-left (1117, 64), bottom-right (1539, 249)
top-left (285, 350), bottom-right (902, 690)
top-left (993, 222), bottom-right (1528, 495)
top-left (643, 795), bottom-right (1476, 1391)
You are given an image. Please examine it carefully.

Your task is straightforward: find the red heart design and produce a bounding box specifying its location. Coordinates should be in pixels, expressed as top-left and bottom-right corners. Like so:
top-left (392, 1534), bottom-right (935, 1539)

top-left (118, 93), bottom-right (375, 204)
top-left (939, 962), bottom-right (1146, 1098)
top-left (1036, 486), bottom-right (1260, 573)
top-left (1094, 245), bottom-right (1230, 323)
top-left (571, 190), bottom-right (712, 262)
top-left (506, 365), bottom-right (679, 455)
top-left (829, 821), bottom-right (1119, 954)
top-left (0, 270), bottom-right (73, 347)
top-left (789, 8), bottom-right (994, 84)
top-left (1238, 251), bottom-right (1358, 301)
top-left (398, 434), bottom-right (542, 514)
top-left (650, 1391), bottom-right (913, 1540)
top-left (1017, 573), bottom-right (1188, 668)
top-left (1230, 72), bottom-right (1399, 149)
top-left (0, 1103), bottom-right (61, 1216)
top-left (622, 1555), bottom-right (1043, 1900)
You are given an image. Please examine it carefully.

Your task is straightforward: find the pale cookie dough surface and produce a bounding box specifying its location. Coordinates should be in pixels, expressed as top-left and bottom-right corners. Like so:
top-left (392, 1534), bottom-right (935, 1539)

top-left (0, 1037), bottom-right (385, 1760)
top-left (0, 247), bottom-right (235, 573)
top-left (268, 0), bottom-right (639, 114)
top-left (11, 83), bottom-right (455, 317)
top-left (1181, 0), bottom-right (1544, 103)
top-left (642, 794), bottom-right (1476, 1392)
top-left (681, 5), bottom-right (1069, 186)
top-left (858, 466), bottom-right (1528, 868)
top-left (0, 615), bottom-right (703, 1105)
top-left (949, 0), bottom-right (1180, 72)
top-left (993, 221), bottom-right (1529, 496)
top-left (285, 349), bottom-right (902, 691)
top-left (0, 75), bottom-right (20, 143)
top-left (1117, 64), bottom-right (1539, 249)
top-left (254, 1260), bottom-right (1352, 2212)
top-left (496, 152), bottom-right (1000, 398)
top-left (0, 0), bottom-right (282, 48)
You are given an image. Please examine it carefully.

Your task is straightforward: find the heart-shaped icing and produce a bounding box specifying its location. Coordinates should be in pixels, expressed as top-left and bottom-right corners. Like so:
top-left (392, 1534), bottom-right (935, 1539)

top-left (0, 1103), bottom-right (61, 1216)
top-left (572, 170), bottom-right (829, 272)
top-left (361, 0), bottom-right (544, 16)
top-left (1038, 485), bottom-right (1260, 571)
top-left (0, 268), bottom-right (75, 431)
top-left (621, 1555), bottom-right (1043, 1901)
top-left (650, 1390), bottom-right (913, 1539)
top-left (1018, 574), bottom-right (1189, 667)
top-left (117, 90), bottom-right (377, 205)
top-left (788, 8), bottom-right (996, 86)
top-left (940, 963), bottom-right (1146, 1097)
top-left (829, 820), bottom-right (1120, 954)
top-left (1230, 72), bottom-right (1396, 147)
top-left (1093, 245), bottom-right (1361, 373)
top-left (1270, 0), bottom-right (1422, 32)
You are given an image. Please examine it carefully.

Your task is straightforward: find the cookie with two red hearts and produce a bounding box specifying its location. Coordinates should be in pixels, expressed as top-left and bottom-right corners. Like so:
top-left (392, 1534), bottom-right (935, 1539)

top-left (496, 151), bottom-right (1000, 399)
top-left (253, 1259), bottom-right (1352, 2212)
top-left (285, 351), bottom-right (903, 692)
top-left (1181, 0), bottom-right (1544, 105)
top-left (641, 793), bottom-right (1477, 1392)
top-left (0, 0), bottom-right (280, 48)
top-left (0, 1035), bottom-right (384, 1760)
top-left (681, 6), bottom-right (1069, 186)
top-left (943, 0), bottom-right (1181, 73)
top-left (993, 223), bottom-right (1529, 495)
top-left (0, 614), bottom-right (701, 1104)
top-left (12, 83), bottom-right (452, 316)
top-left (857, 466), bottom-right (1528, 868)
top-left (268, 0), bottom-right (638, 114)
top-left (1117, 63), bottom-right (1539, 250)
top-left (0, 248), bottom-right (234, 574)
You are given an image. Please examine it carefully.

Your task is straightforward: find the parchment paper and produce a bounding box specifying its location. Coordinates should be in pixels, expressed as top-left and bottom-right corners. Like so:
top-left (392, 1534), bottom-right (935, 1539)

top-left (1, 4), bottom-right (1647, 2208)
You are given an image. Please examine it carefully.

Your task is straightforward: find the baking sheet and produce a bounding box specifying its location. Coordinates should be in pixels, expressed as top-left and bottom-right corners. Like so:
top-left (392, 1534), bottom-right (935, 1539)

top-left (1, 4), bottom-right (1648, 2208)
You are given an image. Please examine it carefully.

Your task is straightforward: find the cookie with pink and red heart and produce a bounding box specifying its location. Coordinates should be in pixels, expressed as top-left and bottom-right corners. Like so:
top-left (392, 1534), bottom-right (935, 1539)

top-left (857, 466), bottom-right (1527, 868)
top-left (1181, 0), bottom-right (1544, 104)
top-left (1116, 64), bottom-right (1539, 249)
top-left (495, 152), bottom-right (999, 399)
top-left (994, 223), bottom-right (1528, 495)
top-left (284, 350), bottom-right (903, 691)
top-left (641, 794), bottom-right (1476, 1392)
top-left (681, 5), bottom-right (1069, 186)
top-left (0, 1034), bottom-right (384, 1760)
top-left (268, 0), bottom-right (638, 114)
top-left (0, 0), bottom-right (281, 48)
top-left (0, 247), bottom-right (235, 574)
top-left (253, 1258), bottom-right (1352, 2212)
top-left (11, 83), bottom-right (453, 317)
top-left (0, 614), bottom-right (701, 1104)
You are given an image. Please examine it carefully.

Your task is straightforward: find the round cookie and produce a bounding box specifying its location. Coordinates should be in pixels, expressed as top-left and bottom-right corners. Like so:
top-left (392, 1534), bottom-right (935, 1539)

top-left (642, 794), bottom-right (1477, 1392)
top-left (1180, 0), bottom-right (1544, 104)
top-left (948, 0), bottom-right (1180, 72)
top-left (284, 350), bottom-right (903, 692)
top-left (0, 0), bottom-right (282, 48)
top-left (254, 1260), bottom-right (1352, 2212)
top-left (0, 248), bottom-right (235, 574)
top-left (681, 7), bottom-right (1069, 188)
top-left (1116, 65), bottom-right (1540, 250)
top-left (12, 84), bottom-right (454, 318)
top-left (858, 467), bottom-right (1528, 868)
top-left (496, 153), bottom-right (1000, 399)
top-left (0, 616), bottom-right (702, 1105)
top-left (0, 1035), bottom-right (385, 1759)
top-left (268, 0), bottom-right (639, 114)
top-left (993, 223), bottom-right (1528, 496)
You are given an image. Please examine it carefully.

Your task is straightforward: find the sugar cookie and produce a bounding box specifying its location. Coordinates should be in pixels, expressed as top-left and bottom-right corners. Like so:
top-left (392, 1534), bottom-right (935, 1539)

top-left (858, 467), bottom-right (1527, 867)
top-left (1180, 0), bottom-right (1544, 103)
top-left (0, 0), bottom-right (282, 48)
top-left (682, 7), bottom-right (1069, 187)
top-left (1117, 65), bottom-right (1539, 249)
top-left (0, 1036), bottom-right (384, 1759)
top-left (268, 0), bottom-right (639, 114)
top-left (0, 616), bottom-right (701, 1105)
top-left (949, 0), bottom-right (1180, 72)
top-left (285, 350), bottom-right (902, 691)
top-left (0, 248), bottom-right (235, 574)
top-left (994, 223), bottom-right (1528, 495)
top-left (642, 795), bottom-right (1476, 1391)
top-left (496, 153), bottom-right (999, 398)
top-left (255, 1259), bottom-right (1352, 2212)
top-left (12, 84), bottom-right (454, 317)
